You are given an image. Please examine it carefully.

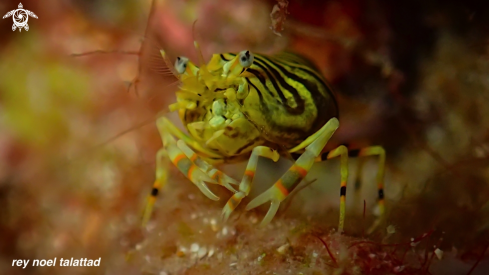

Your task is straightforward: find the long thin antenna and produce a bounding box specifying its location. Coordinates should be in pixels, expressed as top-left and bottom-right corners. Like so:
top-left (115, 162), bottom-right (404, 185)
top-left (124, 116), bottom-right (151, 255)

top-left (192, 20), bottom-right (206, 66)
top-left (130, 0), bottom-right (159, 97)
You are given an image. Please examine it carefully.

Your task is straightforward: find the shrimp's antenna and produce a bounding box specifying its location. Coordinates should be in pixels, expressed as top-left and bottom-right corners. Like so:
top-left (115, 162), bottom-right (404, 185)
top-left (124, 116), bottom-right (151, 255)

top-left (192, 20), bottom-right (206, 67)
top-left (192, 19), bottom-right (214, 90)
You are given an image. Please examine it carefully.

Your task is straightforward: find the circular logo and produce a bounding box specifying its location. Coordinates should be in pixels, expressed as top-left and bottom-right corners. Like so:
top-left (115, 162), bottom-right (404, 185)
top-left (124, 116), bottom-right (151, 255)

top-left (13, 9), bottom-right (28, 27)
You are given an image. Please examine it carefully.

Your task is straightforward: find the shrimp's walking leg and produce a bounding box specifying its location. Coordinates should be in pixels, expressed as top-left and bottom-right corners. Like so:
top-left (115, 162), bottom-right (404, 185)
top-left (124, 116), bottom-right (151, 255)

top-left (222, 146), bottom-right (280, 221)
top-left (325, 145), bottom-right (349, 233)
top-left (246, 118), bottom-right (340, 227)
top-left (142, 148), bottom-right (169, 226)
top-left (142, 122), bottom-right (218, 226)
top-left (353, 146), bottom-right (386, 233)
top-left (160, 117), bottom-right (238, 191)
top-left (142, 117), bottom-right (238, 226)
top-left (176, 140), bottom-right (238, 193)
top-left (314, 145), bottom-right (386, 233)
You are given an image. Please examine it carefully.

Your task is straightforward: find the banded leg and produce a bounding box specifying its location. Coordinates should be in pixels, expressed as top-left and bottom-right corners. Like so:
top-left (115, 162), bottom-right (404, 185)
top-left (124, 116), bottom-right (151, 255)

top-left (161, 117), bottom-right (238, 192)
top-left (142, 148), bottom-right (169, 226)
top-left (221, 146), bottom-right (280, 221)
top-left (325, 145), bottom-right (349, 233)
top-left (355, 146), bottom-right (386, 233)
top-left (177, 140), bottom-right (238, 193)
top-left (142, 132), bottom-right (219, 226)
top-left (246, 118), bottom-right (340, 226)
top-left (348, 147), bottom-right (386, 217)
top-left (317, 145), bottom-right (386, 232)
top-left (314, 148), bottom-right (364, 217)
top-left (166, 137), bottom-right (220, 200)
top-left (142, 117), bottom-right (236, 226)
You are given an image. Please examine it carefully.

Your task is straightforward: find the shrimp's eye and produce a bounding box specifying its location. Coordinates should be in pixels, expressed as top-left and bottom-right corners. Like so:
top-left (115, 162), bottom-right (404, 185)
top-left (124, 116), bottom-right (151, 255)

top-left (238, 50), bottom-right (254, 68)
top-left (175, 56), bottom-right (189, 74)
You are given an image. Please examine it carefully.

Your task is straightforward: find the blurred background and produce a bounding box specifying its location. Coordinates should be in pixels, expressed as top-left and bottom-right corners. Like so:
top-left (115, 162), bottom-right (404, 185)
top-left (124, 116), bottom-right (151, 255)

top-left (1, 0), bottom-right (489, 274)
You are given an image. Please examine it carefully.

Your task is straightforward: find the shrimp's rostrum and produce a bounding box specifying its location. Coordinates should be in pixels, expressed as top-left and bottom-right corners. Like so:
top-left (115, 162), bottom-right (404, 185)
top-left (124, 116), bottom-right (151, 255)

top-left (142, 42), bottom-right (386, 233)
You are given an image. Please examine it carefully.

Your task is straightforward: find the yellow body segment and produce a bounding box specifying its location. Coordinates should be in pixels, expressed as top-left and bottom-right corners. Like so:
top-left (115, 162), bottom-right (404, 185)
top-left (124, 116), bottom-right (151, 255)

top-left (142, 43), bottom-right (387, 233)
